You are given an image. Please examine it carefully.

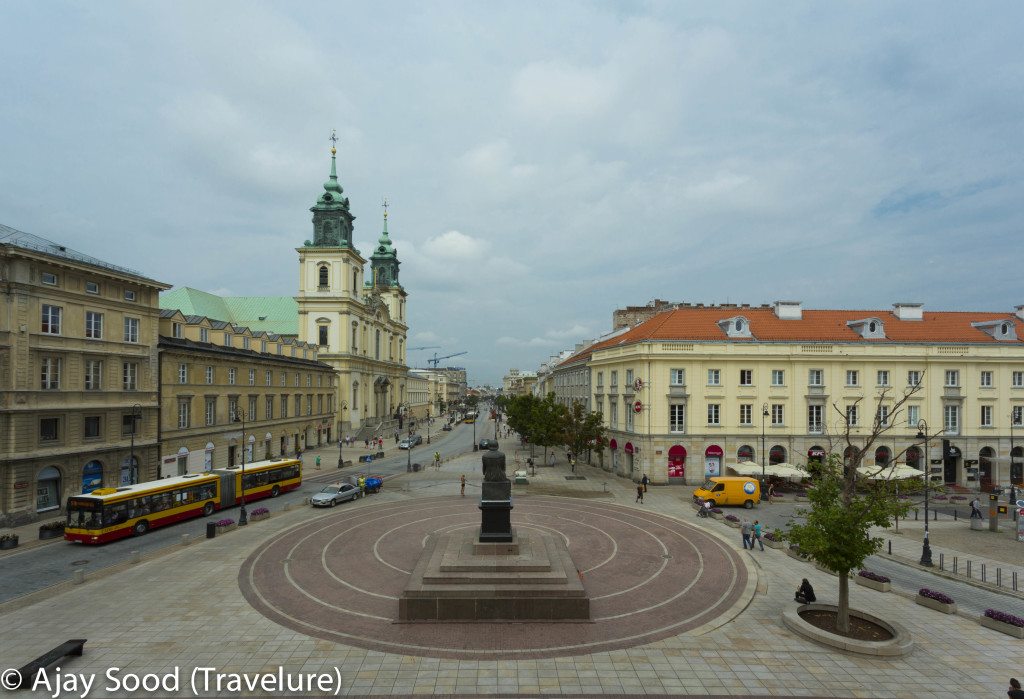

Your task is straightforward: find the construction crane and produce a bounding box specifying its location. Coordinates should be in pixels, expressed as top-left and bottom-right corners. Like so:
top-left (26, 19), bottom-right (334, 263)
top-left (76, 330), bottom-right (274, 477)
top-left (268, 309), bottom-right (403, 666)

top-left (428, 351), bottom-right (467, 368)
top-left (407, 345), bottom-right (441, 351)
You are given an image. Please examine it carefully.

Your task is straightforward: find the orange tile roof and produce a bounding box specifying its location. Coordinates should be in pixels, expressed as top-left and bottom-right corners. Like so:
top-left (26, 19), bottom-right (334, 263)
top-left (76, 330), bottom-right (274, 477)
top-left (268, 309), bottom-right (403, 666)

top-left (566, 306), bottom-right (1022, 363)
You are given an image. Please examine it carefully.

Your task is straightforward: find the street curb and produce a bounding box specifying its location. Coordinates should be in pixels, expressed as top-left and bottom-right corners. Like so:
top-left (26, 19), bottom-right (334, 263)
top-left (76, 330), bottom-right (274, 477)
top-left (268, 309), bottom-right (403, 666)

top-left (877, 551), bottom-right (1024, 601)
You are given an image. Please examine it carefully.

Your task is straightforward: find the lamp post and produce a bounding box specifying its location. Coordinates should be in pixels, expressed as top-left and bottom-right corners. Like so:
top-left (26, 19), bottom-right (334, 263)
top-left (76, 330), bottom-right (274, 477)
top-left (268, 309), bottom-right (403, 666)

top-left (336, 401), bottom-right (348, 469)
top-left (761, 402), bottom-right (769, 490)
top-left (407, 418), bottom-right (416, 472)
top-left (235, 408), bottom-right (249, 526)
top-left (1011, 410), bottom-right (1018, 516)
top-left (916, 419), bottom-right (932, 566)
top-left (128, 403), bottom-right (142, 485)
top-left (426, 405), bottom-right (431, 445)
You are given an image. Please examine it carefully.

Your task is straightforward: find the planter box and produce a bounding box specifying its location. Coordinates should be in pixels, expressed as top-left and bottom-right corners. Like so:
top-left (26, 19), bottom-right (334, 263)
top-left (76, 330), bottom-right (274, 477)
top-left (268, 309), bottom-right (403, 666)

top-left (215, 524), bottom-right (237, 535)
top-left (710, 512), bottom-right (722, 520)
top-left (249, 513), bottom-right (270, 523)
top-left (916, 595), bottom-right (956, 614)
top-left (855, 576), bottom-right (891, 593)
top-left (0, 537), bottom-right (18, 550)
top-left (724, 519), bottom-right (740, 528)
top-left (39, 528), bottom-right (64, 540)
top-left (979, 615), bottom-right (1024, 639)
top-left (764, 538), bottom-right (785, 550)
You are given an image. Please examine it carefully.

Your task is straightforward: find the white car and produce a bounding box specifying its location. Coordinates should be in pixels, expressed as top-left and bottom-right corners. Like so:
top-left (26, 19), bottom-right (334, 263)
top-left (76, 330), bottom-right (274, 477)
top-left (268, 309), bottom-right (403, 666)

top-left (310, 483), bottom-right (362, 507)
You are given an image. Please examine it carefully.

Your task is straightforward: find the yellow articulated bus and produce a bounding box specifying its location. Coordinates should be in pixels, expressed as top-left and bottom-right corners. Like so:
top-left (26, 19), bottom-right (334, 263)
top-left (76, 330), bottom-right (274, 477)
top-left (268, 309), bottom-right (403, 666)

top-left (64, 458), bottom-right (302, 544)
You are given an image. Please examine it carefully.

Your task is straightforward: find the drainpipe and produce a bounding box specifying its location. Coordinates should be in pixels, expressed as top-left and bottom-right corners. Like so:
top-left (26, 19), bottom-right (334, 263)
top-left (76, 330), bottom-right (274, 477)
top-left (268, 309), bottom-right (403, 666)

top-left (156, 341), bottom-right (163, 480)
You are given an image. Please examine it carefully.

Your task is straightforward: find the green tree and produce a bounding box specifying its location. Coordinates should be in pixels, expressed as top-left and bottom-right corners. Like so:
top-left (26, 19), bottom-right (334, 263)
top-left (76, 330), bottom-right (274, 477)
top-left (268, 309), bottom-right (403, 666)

top-left (561, 400), bottom-right (606, 464)
top-left (530, 393), bottom-right (567, 465)
top-left (786, 383), bottom-right (927, 634)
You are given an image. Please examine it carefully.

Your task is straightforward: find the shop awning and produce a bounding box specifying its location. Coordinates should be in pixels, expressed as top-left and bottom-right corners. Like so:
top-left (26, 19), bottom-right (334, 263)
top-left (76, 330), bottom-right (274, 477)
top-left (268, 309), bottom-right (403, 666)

top-left (857, 464), bottom-right (925, 481)
top-left (727, 461), bottom-right (808, 478)
top-left (726, 461), bottom-right (762, 477)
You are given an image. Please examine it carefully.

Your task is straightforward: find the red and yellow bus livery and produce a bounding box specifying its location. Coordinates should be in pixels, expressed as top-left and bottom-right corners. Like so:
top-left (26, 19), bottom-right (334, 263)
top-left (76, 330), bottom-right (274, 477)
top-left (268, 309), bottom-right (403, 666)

top-left (64, 458), bottom-right (302, 544)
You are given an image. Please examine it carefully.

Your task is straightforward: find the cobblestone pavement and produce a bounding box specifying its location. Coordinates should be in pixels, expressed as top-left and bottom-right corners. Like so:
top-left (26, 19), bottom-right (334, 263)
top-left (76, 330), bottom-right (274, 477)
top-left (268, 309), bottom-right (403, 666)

top-left (0, 437), bottom-right (1020, 698)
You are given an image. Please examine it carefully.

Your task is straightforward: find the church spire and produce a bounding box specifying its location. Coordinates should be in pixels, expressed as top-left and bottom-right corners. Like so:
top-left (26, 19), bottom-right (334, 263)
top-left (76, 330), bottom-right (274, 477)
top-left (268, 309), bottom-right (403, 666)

top-left (370, 196), bottom-right (400, 288)
top-left (307, 130), bottom-right (354, 248)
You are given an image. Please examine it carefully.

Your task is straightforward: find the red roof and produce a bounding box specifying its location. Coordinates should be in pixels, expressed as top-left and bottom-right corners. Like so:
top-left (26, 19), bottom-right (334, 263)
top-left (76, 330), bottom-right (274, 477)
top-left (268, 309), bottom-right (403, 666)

top-left (560, 306), bottom-right (1021, 366)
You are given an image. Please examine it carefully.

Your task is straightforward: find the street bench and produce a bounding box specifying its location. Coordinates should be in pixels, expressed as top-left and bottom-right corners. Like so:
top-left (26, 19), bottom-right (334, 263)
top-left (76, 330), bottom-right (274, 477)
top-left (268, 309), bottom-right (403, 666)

top-left (15, 639), bottom-right (87, 688)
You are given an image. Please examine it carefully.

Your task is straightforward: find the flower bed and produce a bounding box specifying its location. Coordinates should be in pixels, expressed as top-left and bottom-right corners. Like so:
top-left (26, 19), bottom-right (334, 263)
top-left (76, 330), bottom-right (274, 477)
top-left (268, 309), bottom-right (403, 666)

top-left (932, 494), bottom-right (948, 501)
top-left (855, 570), bottom-right (891, 592)
top-left (980, 609), bottom-right (1024, 638)
top-left (249, 507), bottom-right (270, 522)
top-left (763, 531), bottom-right (784, 549)
top-left (949, 495), bottom-right (967, 502)
top-left (709, 507), bottom-right (723, 519)
top-left (724, 514), bottom-right (740, 527)
top-left (916, 588), bottom-right (956, 614)
top-left (39, 521), bottom-right (65, 540)
top-left (215, 518), bottom-right (237, 534)
top-left (0, 534), bottom-right (18, 550)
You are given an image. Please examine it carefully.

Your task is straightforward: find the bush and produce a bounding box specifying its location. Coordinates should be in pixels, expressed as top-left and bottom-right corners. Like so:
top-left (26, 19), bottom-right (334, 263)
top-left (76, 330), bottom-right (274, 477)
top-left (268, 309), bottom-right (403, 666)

top-left (250, 507), bottom-right (269, 516)
top-left (984, 609), bottom-right (1024, 627)
top-left (39, 520), bottom-right (65, 531)
top-left (0, 534), bottom-right (17, 543)
top-left (919, 588), bottom-right (954, 604)
top-left (215, 518), bottom-right (236, 527)
top-left (764, 531), bottom-right (779, 542)
top-left (932, 494), bottom-right (948, 501)
top-left (858, 570), bottom-right (891, 583)
top-left (724, 514), bottom-right (740, 522)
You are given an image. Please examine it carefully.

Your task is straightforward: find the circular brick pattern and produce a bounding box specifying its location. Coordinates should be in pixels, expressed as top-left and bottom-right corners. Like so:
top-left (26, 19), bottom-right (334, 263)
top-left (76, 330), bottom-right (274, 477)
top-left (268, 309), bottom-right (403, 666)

top-left (239, 496), bottom-right (750, 659)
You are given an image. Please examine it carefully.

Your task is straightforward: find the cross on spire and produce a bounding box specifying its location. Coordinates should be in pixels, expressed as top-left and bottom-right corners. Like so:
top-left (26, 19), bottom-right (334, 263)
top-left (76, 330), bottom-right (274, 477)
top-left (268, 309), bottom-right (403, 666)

top-left (382, 196), bottom-right (389, 220)
top-left (329, 129), bottom-right (338, 155)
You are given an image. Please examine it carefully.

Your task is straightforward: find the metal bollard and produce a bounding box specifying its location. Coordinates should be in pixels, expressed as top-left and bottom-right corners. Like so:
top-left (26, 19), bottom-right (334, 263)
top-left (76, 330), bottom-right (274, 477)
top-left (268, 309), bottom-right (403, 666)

top-left (997, 568), bottom-right (1001, 587)
top-left (953, 556), bottom-right (958, 574)
top-left (1014, 572), bottom-right (1018, 592)
top-left (982, 563), bottom-right (986, 583)
top-left (181, 533), bottom-right (192, 546)
top-left (131, 549), bottom-right (141, 564)
top-left (73, 569), bottom-right (85, 584)
top-left (915, 510), bottom-right (919, 520)
top-left (968, 560), bottom-right (972, 578)
top-left (888, 540), bottom-right (892, 555)
top-left (939, 553), bottom-right (944, 570)
top-left (954, 510), bottom-right (957, 521)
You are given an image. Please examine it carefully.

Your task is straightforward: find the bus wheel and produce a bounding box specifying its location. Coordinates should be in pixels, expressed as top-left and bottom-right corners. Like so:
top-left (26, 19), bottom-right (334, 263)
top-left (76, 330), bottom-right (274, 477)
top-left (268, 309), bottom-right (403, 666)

top-left (203, 502), bottom-right (215, 517)
top-left (744, 500), bottom-right (754, 509)
top-left (133, 520), bottom-right (149, 536)
top-left (270, 485), bottom-right (281, 498)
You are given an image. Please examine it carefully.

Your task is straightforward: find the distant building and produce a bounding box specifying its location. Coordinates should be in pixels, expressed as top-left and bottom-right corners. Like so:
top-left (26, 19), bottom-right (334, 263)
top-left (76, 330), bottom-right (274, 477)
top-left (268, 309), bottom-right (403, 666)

top-left (503, 368), bottom-right (537, 396)
top-left (612, 299), bottom-right (684, 330)
top-left (0, 225), bottom-right (170, 526)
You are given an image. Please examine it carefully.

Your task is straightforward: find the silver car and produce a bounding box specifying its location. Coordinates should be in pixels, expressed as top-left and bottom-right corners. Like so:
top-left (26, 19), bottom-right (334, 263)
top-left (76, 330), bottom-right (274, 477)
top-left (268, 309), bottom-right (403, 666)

top-left (310, 483), bottom-right (362, 507)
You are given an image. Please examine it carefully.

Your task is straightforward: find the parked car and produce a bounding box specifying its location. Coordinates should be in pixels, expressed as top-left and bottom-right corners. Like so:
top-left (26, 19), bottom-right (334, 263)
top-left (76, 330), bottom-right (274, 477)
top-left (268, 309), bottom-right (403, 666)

top-left (398, 434), bottom-right (423, 449)
top-left (441, 424), bottom-right (453, 431)
top-left (478, 439), bottom-right (499, 451)
top-left (310, 483), bottom-right (362, 507)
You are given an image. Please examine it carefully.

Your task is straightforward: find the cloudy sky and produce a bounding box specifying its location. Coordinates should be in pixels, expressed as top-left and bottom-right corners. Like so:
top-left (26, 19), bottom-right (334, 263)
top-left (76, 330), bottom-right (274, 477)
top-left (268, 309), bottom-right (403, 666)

top-left (2, 2), bottom-right (1023, 385)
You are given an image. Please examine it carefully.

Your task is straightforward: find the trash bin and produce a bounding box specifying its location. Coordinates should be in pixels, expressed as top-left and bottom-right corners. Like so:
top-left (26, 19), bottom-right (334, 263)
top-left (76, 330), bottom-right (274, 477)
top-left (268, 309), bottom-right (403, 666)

top-left (413, 463), bottom-right (420, 472)
top-left (206, 522), bottom-right (216, 539)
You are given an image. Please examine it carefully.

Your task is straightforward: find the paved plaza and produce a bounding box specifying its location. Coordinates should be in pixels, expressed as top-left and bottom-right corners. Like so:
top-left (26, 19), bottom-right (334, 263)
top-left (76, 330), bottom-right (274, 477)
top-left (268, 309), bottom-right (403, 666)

top-left (1, 440), bottom-right (1021, 698)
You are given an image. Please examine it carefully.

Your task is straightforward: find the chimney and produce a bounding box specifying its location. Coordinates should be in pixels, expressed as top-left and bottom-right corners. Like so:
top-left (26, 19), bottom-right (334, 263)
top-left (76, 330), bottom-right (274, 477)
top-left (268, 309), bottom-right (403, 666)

top-left (773, 300), bottom-right (802, 320)
top-left (893, 303), bottom-right (924, 321)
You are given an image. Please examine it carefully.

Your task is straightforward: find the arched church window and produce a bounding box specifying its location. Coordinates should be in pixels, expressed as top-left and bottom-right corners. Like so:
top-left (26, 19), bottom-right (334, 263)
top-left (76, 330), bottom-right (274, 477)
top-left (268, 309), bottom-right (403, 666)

top-left (318, 265), bottom-right (329, 289)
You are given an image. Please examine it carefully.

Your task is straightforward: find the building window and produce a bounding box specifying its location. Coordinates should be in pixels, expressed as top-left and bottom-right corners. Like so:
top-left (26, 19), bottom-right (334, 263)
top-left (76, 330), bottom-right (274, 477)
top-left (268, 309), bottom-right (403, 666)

top-left (739, 404), bottom-right (752, 425)
top-left (265, 370), bottom-right (272, 386)
top-left (351, 326), bottom-right (357, 351)
top-left (124, 289), bottom-right (136, 301)
top-left (739, 369), bottom-right (753, 386)
top-left (179, 363), bottom-right (188, 384)
top-left (610, 371), bottom-right (618, 387)
top-left (846, 404), bottom-right (858, 426)
top-left (980, 371), bottom-right (993, 387)
top-left (295, 395), bottom-right (302, 415)
top-left (205, 398), bottom-right (216, 427)
top-left (981, 405), bottom-right (992, 427)
top-left (248, 368), bottom-right (255, 386)
top-left (670, 369), bottom-right (685, 386)
top-left (1013, 406), bottom-right (1023, 426)
top-left (123, 362), bottom-right (138, 391)
top-left (228, 398), bottom-right (238, 421)
top-left (771, 370), bottom-right (784, 386)
top-left (877, 370), bottom-right (890, 387)
top-left (625, 403), bottom-right (634, 431)
top-left (242, 337), bottom-right (250, 350)
top-left (41, 272), bottom-right (58, 285)
top-left (280, 372), bottom-right (286, 387)
top-left (907, 405), bottom-right (919, 427)
top-left (261, 340), bottom-right (267, 353)
top-left (319, 325), bottom-right (328, 346)
top-left (305, 395), bottom-right (312, 416)
top-left (596, 372), bottom-right (604, 388)
top-left (809, 369), bottom-right (823, 386)
top-left (123, 317), bottom-right (139, 343)
top-left (707, 404), bottom-right (720, 425)
top-left (172, 322), bottom-right (183, 339)
top-left (319, 265), bottom-right (329, 289)
top-left (876, 405), bottom-right (889, 427)
top-left (85, 360), bottom-right (102, 390)
top-left (317, 374), bottom-right (322, 388)
top-left (197, 327), bottom-right (207, 343)
top-left (40, 417), bottom-right (60, 442)
top-left (41, 304), bottom-right (61, 334)
top-left (625, 369), bottom-right (634, 386)
top-left (85, 281), bottom-right (99, 294)
top-left (846, 370), bottom-right (859, 387)
top-left (707, 369), bottom-right (721, 386)
top-left (907, 370), bottom-right (921, 387)
top-left (250, 396), bottom-right (258, 419)
top-left (771, 404), bottom-right (783, 426)
top-left (178, 399), bottom-right (191, 429)
top-left (265, 396), bottom-right (274, 420)
top-left (84, 416), bottom-right (101, 439)
top-left (318, 395), bottom-right (323, 414)
top-left (943, 404), bottom-right (959, 433)
top-left (808, 405), bottom-right (823, 433)
top-left (944, 370), bottom-right (959, 387)
top-left (294, 372), bottom-right (300, 387)
top-left (85, 311), bottom-right (103, 339)
top-left (40, 357), bottom-right (61, 389)
top-left (228, 368), bottom-right (236, 385)
top-left (205, 366), bottom-right (213, 384)
top-left (1013, 371), bottom-right (1024, 387)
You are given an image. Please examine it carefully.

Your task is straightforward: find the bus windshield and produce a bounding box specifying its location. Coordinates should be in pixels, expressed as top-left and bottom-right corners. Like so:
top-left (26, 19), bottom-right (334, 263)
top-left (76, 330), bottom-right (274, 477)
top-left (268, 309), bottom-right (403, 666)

top-left (67, 497), bottom-right (104, 530)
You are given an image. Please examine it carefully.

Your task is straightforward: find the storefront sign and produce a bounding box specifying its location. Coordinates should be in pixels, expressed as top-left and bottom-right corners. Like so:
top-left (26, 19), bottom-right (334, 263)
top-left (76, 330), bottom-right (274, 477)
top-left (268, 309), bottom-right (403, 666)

top-left (633, 401), bottom-right (643, 413)
top-left (13, 481), bottom-right (29, 490)
top-left (633, 378), bottom-right (644, 391)
top-left (1018, 510), bottom-right (1024, 543)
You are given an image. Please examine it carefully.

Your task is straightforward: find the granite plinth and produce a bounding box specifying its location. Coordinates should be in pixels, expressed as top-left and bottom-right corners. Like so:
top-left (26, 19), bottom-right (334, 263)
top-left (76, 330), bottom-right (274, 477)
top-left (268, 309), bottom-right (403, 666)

top-left (479, 498), bottom-right (513, 543)
top-left (399, 528), bottom-right (590, 622)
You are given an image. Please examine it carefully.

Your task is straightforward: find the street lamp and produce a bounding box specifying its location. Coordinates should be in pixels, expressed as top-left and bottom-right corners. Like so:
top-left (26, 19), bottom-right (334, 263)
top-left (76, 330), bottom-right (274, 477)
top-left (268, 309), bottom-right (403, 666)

top-left (407, 418), bottom-right (416, 472)
top-left (916, 419), bottom-right (932, 566)
top-left (128, 403), bottom-right (142, 485)
top-left (336, 401), bottom-right (348, 469)
top-left (235, 408), bottom-right (249, 526)
top-left (761, 402), bottom-right (769, 490)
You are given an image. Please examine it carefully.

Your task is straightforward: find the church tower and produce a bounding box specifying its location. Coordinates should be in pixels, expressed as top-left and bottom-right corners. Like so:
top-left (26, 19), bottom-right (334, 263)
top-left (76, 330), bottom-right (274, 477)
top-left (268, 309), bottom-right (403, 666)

top-left (295, 133), bottom-right (409, 439)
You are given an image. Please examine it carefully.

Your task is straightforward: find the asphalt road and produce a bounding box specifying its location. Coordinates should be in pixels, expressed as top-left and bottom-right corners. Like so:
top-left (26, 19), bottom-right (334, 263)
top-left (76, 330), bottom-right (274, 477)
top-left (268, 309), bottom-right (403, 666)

top-left (0, 417), bottom-right (488, 604)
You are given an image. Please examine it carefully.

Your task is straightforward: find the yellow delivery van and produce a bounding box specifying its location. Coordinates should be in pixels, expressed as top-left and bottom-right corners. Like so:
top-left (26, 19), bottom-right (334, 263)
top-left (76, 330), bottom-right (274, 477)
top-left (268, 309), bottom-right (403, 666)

top-left (693, 476), bottom-right (761, 508)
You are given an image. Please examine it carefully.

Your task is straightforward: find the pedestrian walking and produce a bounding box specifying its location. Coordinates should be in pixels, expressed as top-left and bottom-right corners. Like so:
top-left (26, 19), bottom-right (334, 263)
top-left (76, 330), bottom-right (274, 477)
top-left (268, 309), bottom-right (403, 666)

top-left (394, 433), bottom-right (399, 444)
top-left (740, 518), bottom-right (752, 549)
top-left (752, 520), bottom-right (764, 551)
top-left (460, 474), bottom-right (466, 497)
top-left (1008, 678), bottom-right (1024, 699)
top-left (970, 497), bottom-right (983, 519)
top-left (767, 482), bottom-right (775, 504)
top-left (641, 474), bottom-right (650, 493)
top-left (434, 451), bottom-right (441, 469)
top-left (315, 455), bottom-right (321, 470)
top-left (636, 484), bottom-right (644, 504)
top-left (365, 438), bottom-right (370, 448)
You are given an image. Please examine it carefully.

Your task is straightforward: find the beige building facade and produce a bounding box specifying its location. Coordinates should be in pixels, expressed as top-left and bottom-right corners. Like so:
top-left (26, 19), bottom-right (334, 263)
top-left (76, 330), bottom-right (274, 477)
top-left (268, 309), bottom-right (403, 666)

top-left (574, 301), bottom-right (1024, 489)
top-left (157, 310), bottom-right (336, 475)
top-left (0, 225), bottom-right (170, 526)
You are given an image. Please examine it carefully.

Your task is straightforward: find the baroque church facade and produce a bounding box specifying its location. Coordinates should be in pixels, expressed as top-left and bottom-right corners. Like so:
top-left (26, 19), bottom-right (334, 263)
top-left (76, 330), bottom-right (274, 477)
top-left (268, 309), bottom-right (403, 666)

top-left (295, 144), bottom-right (409, 436)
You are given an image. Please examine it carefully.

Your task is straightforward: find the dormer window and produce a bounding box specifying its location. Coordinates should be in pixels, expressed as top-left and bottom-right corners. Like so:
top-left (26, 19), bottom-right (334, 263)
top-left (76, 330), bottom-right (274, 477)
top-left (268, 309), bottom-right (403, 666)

top-left (717, 316), bottom-right (752, 339)
top-left (847, 318), bottom-right (886, 339)
top-left (971, 319), bottom-right (1017, 341)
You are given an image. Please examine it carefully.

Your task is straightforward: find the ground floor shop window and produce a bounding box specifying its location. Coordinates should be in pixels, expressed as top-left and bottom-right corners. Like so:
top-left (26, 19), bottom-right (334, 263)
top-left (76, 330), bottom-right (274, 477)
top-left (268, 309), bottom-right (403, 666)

top-left (82, 460), bottom-right (104, 493)
top-left (36, 466), bottom-right (61, 512)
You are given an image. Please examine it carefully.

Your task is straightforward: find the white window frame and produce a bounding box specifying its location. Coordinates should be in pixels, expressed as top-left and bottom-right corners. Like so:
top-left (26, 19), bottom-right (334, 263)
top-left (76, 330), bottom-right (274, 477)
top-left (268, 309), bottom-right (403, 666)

top-left (944, 370), bottom-right (959, 387)
top-left (1013, 406), bottom-right (1023, 427)
top-left (228, 368), bottom-right (236, 385)
top-left (739, 404), bottom-right (752, 425)
top-left (172, 322), bottom-right (183, 339)
top-left (907, 370), bottom-right (921, 387)
top-left (41, 357), bottom-right (61, 389)
top-left (205, 398), bottom-right (216, 427)
top-left (808, 405), bottom-right (823, 433)
top-left (669, 404), bottom-right (685, 432)
top-left (771, 404), bottom-right (783, 426)
top-left (980, 404), bottom-right (992, 427)
top-left (41, 304), bottom-right (61, 335)
top-left (1013, 371), bottom-right (1024, 388)
top-left (123, 362), bottom-right (138, 391)
top-left (876, 405), bottom-right (889, 427)
top-left (707, 403), bottom-right (720, 425)
top-left (670, 368), bottom-right (685, 386)
top-left (85, 281), bottom-right (99, 294)
top-left (707, 369), bottom-right (721, 386)
top-left (200, 328), bottom-right (209, 343)
top-left (123, 317), bottom-right (139, 343)
top-left (877, 370), bottom-right (890, 387)
top-left (846, 370), bottom-right (859, 387)
top-left (809, 369), bottom-right (823, 387)
top-left (771, 369), bottom-right (784, 387)
top-left (124, 289), bottom-right (136, 301)
top-left (739, 369), bottom-right (753, 386)
top-left (248, 368), bottom-right (255, 386)
top-left (205, 366), bottom-right (213, 384)
top-left (178, 399), bottom-right (191, 429)
top-left (943, 404), bottom-right (959, 433)
top-left (85, 311), bottom-right (103, 339)
top-left (266, 370), bottom-right (272, 386)
top-left (980, 371), bottom-right (993, 388)
top-left (41, 272), bottom-right (58, 286)
top-left (907, 405), bottom-right (919, 427)
top-left (846, 404), bottom-right (858, 426)
top-left (85, 360), bottom-right (102, 390)
top-left (178, 363), bottom-right (188, 384)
